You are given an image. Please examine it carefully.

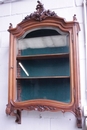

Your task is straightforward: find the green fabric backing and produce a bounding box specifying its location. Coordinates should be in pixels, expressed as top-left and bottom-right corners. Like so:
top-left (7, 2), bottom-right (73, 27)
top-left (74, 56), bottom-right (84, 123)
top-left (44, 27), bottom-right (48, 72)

top-left (18, 46), bottom-right (70, 103)
top-left (21, 46), bottom-right (69, 56)
top-left (20, 78), bottom-right (70, 103)
top-left (20, 57), bottom-right (70, 77)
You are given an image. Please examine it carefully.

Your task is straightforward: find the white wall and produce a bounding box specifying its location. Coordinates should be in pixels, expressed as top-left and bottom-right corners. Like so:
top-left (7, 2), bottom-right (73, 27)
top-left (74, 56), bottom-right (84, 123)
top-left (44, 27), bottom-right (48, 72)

top-left (0, 0), bottom-right (86, 129)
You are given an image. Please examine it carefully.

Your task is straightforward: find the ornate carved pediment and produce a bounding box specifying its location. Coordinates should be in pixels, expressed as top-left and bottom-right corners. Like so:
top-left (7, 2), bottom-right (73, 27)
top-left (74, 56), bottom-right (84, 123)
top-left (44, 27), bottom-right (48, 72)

top-left (23, 1), bottom-right (57, 22)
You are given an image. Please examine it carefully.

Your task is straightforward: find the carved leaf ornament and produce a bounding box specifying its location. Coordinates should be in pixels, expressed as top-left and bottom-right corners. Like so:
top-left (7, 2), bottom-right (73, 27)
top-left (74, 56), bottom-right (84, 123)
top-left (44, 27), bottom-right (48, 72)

top-left (23, 1), bottom-right (57, 22)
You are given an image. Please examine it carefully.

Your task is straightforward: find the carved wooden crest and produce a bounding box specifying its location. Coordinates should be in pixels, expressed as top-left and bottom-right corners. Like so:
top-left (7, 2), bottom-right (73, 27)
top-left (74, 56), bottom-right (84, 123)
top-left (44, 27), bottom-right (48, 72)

top-left (23, 1), bottom-right (57, 22)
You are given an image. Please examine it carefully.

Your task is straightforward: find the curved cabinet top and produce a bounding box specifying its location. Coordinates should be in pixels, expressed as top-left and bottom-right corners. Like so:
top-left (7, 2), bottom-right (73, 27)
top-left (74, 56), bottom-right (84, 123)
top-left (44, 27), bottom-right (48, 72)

top-left (8, 1), bottom-right (80, 37)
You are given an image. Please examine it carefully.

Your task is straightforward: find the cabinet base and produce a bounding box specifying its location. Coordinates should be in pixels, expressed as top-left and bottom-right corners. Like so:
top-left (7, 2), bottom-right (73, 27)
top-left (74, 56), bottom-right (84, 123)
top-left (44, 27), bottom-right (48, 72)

top-left (6, 101), bottom-right (82, 128)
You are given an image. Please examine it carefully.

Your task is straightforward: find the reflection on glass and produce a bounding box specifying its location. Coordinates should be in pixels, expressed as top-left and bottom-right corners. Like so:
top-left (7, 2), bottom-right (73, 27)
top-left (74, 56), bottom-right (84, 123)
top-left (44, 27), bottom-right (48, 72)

top-left (19, 57), bottom-right (70, 77)
top-left (16, 28), bottom-right (69, 56)
top-left (16, 27), bottom-right (70, 103)
top-left (19, 62), bottom-right (29, 76)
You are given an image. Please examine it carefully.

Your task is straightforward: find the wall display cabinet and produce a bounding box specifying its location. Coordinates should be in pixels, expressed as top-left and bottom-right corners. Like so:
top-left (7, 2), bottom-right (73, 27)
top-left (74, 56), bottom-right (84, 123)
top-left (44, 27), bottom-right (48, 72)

top-left (6, 1), bottom-right (82, 128)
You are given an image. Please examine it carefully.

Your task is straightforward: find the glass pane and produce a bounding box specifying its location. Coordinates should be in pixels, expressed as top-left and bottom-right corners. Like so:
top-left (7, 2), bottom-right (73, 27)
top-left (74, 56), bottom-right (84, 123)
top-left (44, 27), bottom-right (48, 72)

top-left (17, 57), bottom-right (70, 77)
top-left (16, 27), bottom-right (69, 56)
top-left (16, 27), bottom-right (70, 104)
top-left (17, 78), bottom-right (70, 103)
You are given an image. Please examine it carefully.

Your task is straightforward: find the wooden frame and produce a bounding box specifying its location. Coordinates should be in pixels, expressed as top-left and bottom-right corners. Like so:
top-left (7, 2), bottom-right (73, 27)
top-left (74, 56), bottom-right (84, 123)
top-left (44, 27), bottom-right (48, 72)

top-left (6, 1), bottom-right (82, 128)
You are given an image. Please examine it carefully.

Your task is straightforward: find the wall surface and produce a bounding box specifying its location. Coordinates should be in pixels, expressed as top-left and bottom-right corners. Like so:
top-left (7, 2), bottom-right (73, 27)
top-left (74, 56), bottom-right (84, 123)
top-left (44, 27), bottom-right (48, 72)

top-left (0, 0), bottom-right (86, 130)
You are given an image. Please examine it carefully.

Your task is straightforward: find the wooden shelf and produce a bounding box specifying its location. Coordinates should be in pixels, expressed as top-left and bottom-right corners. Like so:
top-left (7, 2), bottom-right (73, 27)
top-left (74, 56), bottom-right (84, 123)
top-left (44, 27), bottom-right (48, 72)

top-left (16, 76), bottom-right (70, 80)
top-left (16, 53), bottom-right (69, 60)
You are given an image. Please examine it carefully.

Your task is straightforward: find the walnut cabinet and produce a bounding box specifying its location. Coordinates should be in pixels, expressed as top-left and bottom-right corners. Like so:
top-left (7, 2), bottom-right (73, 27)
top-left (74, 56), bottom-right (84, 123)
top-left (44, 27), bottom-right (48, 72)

top-left (6, 1), bottom-right (82, 128)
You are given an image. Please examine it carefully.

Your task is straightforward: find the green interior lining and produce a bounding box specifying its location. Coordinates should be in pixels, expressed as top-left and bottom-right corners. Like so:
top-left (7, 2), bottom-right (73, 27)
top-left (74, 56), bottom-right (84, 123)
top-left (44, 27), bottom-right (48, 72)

top-left (20, 57), bottom-right (70, 77)
top-left (21, 46), bottom-right (69, 56)
top-left (20, 78), bottom-right (70, 103)
top-left (17, 45), bottom-right (70, 103)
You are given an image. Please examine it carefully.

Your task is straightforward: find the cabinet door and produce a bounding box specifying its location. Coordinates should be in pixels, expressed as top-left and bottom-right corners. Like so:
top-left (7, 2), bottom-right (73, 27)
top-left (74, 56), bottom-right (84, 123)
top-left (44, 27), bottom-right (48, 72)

top-left (16, 27), bottom-right (70, 103)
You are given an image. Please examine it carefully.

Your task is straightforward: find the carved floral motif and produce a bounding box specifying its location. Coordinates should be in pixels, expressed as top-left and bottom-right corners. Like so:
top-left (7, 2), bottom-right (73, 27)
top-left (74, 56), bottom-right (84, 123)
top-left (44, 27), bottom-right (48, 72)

top-left (6, 103), bottom-right (21, 124)
top-left (23, 1), bottom-right (57, 22)
top-left (6, 100), bottom-right (82, 127)
top-left (26, 105), bottom-right (57, 111)
top-left (6, 101), bottom-right (58, 123)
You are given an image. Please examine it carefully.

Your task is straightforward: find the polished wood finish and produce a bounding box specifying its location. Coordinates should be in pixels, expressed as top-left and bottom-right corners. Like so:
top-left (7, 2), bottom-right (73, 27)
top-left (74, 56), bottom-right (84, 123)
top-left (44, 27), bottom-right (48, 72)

top-left (16, 53), bottom-right (69, 60)
top-left (16, 76), bottom-right (70, 80)
top-left (6, 1), bottom-right (82, 128)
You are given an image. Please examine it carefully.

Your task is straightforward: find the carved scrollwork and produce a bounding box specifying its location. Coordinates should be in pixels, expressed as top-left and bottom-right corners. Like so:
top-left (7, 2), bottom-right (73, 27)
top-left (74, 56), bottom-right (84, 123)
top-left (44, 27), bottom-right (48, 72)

top-left (22, 1), bottom-right (57, 22)
top-left (26, 105), bottom-right (57, 112)
top-left (6, 103), bottom-right (12, 115)
top-left (75, 106), bottom-right (82, 128)
top-left (6, 101), bottom-right (58, 123)
top-left (6, 102), bottom-right (21, 124)
top-left (6, 101), bottom-right (82, 126)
